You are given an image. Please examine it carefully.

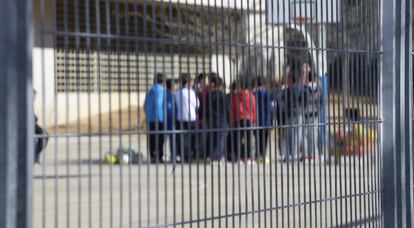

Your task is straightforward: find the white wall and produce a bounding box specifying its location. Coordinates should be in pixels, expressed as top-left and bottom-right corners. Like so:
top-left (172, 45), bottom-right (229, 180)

top-left (243, 13), bottom-right (286, 82)
top-left (33, 47), bottom-right (145, 128)
top-left (33, 47), bottom-right (55, 127)
top-left (210, 55), bottom-right (236, 86)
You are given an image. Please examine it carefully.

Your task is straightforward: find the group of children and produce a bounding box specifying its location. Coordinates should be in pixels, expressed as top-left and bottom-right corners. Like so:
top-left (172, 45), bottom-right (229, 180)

top-left (144, 61), bottom-right (323, 165)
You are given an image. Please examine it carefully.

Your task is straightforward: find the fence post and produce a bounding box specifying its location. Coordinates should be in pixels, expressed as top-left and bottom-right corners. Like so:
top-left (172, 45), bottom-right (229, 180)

top-left (404, 0), bottom-right (413, 226)
top-left (382, 0), bottom-right (413, 227)
top-left (0, 0), bottom-right (33, 228)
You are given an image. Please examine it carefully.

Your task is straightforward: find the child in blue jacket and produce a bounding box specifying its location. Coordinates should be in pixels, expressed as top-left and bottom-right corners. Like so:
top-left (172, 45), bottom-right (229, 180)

top-left (166, 78), bottom-right (179, 162)
top-left (144, 73), bottom-right (166, 163)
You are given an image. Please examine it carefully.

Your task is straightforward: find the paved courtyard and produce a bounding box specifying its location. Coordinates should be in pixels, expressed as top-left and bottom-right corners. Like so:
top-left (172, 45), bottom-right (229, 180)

top-left (33, 136), bottom-right (381, 228)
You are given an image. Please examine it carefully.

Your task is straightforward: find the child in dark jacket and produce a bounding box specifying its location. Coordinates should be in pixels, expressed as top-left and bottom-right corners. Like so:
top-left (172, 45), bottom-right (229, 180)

top-left (226, 81), bottom-right (237, 161)
top-left (253, 77), bottom-right (272, 164)
top-left (276, 82), bottom-right (307, 161)
top-left (196, 73), bottom-right (213, 160)
top-left (204, 77), bottom-right (229, 162)
top-left (34, 115), bottom-right (49, 164)
top-left (232, 80), bottom-right (257, 164)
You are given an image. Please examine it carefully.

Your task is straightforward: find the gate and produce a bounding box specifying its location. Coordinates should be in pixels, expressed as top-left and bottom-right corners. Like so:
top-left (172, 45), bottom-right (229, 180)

top-left (0, 0), bottom-right (413, 227)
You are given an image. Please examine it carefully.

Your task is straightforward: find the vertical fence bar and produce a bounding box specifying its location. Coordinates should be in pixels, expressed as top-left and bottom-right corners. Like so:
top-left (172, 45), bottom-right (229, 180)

top-left (403, 0), bottom-right (413, 226)
top-left (382, 0), bottom-right (413, 227)
top-left (381, 0), bottom-right (398, 226)
top-left (398, 0), bottom-right (412, 226)
top-left (0, 0), bottom-right (33, 228)
top-left (410, 0), bottom-right (414, 227)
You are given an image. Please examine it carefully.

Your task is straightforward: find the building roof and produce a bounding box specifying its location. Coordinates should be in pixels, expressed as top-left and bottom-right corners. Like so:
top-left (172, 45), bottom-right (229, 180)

top-left (121, 0), bottom-right (265, 12)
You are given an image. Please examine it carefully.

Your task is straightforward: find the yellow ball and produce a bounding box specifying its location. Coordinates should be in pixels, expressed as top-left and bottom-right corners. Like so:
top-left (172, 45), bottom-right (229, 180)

top-left (104, 154), bottom-right (117, 164)
top-left (114, 156), bottom-right (120, 164)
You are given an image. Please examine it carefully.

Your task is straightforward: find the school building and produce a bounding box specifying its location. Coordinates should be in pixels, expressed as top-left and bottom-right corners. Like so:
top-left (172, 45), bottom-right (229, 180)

top-left (32, 0), bottom-right (378, 128)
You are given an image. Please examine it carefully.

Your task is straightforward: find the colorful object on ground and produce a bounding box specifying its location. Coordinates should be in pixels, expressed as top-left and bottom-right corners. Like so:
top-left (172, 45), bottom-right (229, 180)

top-left (103, 153), bottom-right (120, 164)
top-left (330, 124), bottom-right (377, 156)
top-left (103, 148), bottom-right (143, 165)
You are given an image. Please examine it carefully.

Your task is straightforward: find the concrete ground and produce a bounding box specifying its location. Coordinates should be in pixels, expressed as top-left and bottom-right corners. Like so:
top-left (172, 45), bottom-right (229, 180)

top-left (33, 136), bottom-right (382, 228)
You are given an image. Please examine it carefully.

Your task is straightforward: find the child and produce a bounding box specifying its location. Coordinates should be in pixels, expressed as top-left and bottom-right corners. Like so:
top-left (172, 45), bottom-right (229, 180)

top-left (275, 65), bottom-right (290, 162)
top-left (33, 90), bottom-right (49, 164)
top-left (34, 115), bottom-right (49, 164)
top-left (197, 73), bottom-right (215, 160)
top-left (253, 76), bottom-right (272, 164)
top-left (301, 63), bottom-right (322, 161)
top-left (166, 78), bottom-right (179, 162)
top-left (232, 79), bottom-right (257, 165)
top-left (277, 62), bottom-right (307, 162)
top-left (175, 74), bottom-right (200, 162)
top-left (144, 73), bottom-right (166, 163)
top-left (204, 77), bottom-right (229, 164)
top-left (226, 81), bottom-right (238, 162)
top-left (302, 86), bottom-right (322, 161)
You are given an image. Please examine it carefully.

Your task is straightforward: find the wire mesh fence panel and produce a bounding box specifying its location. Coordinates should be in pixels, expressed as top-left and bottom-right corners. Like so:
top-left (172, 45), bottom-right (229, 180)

top-left (32, 0), bottom-right (383, 227)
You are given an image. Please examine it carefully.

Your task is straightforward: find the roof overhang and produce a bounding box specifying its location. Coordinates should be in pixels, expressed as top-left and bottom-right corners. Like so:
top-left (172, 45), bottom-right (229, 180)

top-left (123, 0), bottom-right (265, 12)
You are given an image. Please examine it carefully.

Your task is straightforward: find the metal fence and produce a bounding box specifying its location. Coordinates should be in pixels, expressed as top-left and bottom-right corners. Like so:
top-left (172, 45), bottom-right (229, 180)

top-left (0, 0), bottom-right (414, 227)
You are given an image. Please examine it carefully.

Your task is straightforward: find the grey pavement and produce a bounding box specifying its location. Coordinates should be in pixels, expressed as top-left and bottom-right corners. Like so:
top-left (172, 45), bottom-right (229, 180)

top-left (33, 136), bottom-right (381, 228)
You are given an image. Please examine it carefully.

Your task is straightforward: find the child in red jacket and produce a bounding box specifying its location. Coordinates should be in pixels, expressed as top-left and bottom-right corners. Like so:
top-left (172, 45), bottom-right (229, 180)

top-left (232, 80), bottom-right (257, 164)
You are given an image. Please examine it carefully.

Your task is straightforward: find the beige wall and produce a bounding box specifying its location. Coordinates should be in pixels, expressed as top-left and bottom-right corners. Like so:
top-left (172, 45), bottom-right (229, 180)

top-left (33, 47), bottom-right (146, 127)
